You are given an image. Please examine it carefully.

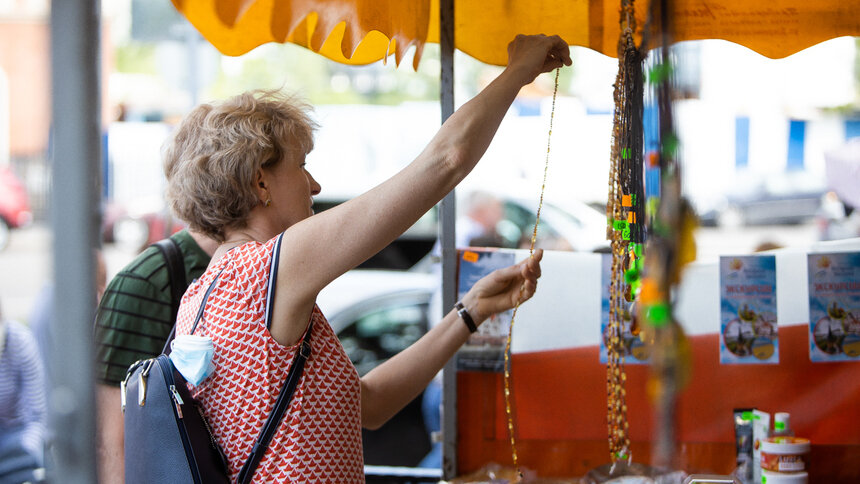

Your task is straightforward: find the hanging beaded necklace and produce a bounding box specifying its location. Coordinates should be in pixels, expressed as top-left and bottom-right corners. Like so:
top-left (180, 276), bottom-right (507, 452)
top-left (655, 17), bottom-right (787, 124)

top-left (605, 0), bottom-right (644, 466)
top-left (503, 67), bottom-right (560, 480)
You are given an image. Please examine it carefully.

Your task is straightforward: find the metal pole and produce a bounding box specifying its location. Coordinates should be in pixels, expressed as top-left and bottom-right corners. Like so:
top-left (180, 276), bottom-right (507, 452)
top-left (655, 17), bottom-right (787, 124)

top-left (439, 0), bottom-right (457, 479)
top-left (49, 1), bottom-right (100, 482)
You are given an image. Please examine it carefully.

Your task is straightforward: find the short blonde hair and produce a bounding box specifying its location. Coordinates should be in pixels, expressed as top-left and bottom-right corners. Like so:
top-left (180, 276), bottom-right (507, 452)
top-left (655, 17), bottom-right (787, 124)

top-left (164, 90), bottom-right (316, 241)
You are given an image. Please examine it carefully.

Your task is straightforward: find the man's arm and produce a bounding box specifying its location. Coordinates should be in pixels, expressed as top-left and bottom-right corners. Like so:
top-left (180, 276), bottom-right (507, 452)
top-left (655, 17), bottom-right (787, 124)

top-left (92, 249), bottom-right (177, 484)
top-left (96, 384), bottom-right (124, 484)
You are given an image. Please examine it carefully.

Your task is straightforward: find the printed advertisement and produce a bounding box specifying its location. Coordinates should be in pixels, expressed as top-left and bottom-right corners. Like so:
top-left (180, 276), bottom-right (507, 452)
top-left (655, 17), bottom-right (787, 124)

top-left (455, 249), bottom-right (516, 372)
top-left (599, 254), bottom-right (650, 365)
top-left (719, 255), bottom-right (779, 364)
top-left (808, 252), bottom-right (860, 362)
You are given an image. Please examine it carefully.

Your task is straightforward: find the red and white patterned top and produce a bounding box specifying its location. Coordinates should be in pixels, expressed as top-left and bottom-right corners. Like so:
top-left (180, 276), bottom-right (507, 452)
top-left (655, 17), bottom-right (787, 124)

top-left (175, 236), bottom-right (364, 483)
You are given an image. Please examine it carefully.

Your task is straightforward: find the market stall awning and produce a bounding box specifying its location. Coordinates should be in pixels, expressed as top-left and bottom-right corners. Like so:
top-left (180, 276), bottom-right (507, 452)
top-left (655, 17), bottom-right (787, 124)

top-left (172, 0), bottom-right (860, 67)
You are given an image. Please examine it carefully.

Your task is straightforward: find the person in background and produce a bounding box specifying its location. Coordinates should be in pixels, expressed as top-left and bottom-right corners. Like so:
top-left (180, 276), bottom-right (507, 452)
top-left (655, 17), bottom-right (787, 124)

top-left (25, 249), bottom-right (106, 483)
top-left (161, 34), bottom-right (563, 482)
top-left (428, 190), bottom-right (506, 264)
top-left (92, 229), bottom-right (218, 483)
top-left (0, 298), bottom-right (46, 484)
top-left (459, 190), bottom-right (506, 248)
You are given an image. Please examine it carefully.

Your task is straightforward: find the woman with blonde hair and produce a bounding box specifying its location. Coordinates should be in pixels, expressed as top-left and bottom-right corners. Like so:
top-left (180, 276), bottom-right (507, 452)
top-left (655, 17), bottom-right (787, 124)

top-left (164, 34), bottom-right (569, 482)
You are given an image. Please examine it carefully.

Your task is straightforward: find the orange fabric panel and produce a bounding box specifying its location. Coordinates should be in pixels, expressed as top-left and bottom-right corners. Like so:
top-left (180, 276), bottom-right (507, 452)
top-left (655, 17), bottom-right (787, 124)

top-left (456, 324), bottom-right (860, 479)
top-left (171, 0), bottom-right (426, 67)
top-left (174, 0), bottom-right (860, 65)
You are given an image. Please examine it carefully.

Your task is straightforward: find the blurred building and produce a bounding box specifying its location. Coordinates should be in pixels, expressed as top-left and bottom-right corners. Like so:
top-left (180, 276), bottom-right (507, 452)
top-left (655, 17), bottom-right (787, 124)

top-left (0, 1), bottom-right (50, 166)
top-left (0, 0), bottom-right (112, 219)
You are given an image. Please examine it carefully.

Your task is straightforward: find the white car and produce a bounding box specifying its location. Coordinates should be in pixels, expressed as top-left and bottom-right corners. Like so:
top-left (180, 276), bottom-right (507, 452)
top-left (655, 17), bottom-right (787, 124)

top-left (495, 195), bottom-right (609, 253)
top-left (316, 270), bottom-right (438, 467)
top-left (317, 269), bottom-right (438, 375)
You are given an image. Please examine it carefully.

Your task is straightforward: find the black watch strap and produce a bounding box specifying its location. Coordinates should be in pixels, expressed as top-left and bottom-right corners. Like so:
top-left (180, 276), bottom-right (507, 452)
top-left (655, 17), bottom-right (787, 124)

top-left (455, 301), bottom-right (478, 333)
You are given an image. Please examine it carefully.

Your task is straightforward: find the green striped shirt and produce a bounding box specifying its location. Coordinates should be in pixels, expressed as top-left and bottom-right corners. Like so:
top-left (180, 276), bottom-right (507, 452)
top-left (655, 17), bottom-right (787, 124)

top-left (93, 230), bottom-right (210, 386)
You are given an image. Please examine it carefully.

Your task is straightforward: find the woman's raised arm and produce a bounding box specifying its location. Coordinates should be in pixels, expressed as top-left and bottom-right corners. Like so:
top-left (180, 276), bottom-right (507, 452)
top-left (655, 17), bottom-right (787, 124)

top-left (271, 35), bottom-right (569, 344)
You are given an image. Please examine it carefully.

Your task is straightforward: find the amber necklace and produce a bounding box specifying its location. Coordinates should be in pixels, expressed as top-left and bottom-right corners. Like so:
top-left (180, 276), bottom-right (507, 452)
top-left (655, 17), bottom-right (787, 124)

top-left (503, 68), bottom-right (559, 479)
top-left (605, 0), bottom-right (645, 465)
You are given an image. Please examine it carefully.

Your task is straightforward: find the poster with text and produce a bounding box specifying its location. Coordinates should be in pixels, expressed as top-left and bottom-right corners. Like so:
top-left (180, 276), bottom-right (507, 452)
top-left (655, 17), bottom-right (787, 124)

top-left (455, 249), bottom-right (516, 372)
top-left (599, 254), bottom-right (650, 365)
top-left (807, 252), bottom-right (860, 362)
top-left (719, 255), bottom-right (778, 364)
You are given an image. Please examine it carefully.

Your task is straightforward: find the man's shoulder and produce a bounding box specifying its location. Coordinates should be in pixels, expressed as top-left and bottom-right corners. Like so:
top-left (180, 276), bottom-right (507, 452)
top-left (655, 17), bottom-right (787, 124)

top-left (111, 230), bottom-right (202, 280)
top-left (121, 244), bottom-right (167, 277)
top-left (100, 245), bottom-right (169, 305)
top-left (170, 229), bottom-right (211, 269)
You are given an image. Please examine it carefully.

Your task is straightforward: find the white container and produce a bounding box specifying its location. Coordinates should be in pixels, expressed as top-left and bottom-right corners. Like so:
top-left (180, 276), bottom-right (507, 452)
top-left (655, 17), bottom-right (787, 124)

top-left (761, 469), bottom-right (808, 484)
top-left (773, 412), bottom-right (793, 437)
top-left (760, 436), bottom-right (810, 473)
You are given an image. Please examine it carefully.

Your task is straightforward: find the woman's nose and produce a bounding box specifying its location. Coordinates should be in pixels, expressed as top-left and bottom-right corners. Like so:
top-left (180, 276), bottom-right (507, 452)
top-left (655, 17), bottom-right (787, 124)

top-left (309, 173), bottom-right (321, 195)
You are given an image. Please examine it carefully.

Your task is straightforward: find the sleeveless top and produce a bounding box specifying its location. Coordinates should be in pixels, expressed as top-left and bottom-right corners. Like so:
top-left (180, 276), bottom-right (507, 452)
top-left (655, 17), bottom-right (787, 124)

top-left (174, 235), bottom-right (364, 483)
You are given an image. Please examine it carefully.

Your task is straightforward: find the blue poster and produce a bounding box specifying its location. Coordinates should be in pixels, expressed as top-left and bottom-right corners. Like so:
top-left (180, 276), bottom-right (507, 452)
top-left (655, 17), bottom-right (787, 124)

top-left (719, 255), bottom-right (779, 364)
top-left (455, 248), bottom-right (516, 372)
top-left (599, 254), bottom-right (649, 364)
top-left (807, 252), bottom-right (860, 362)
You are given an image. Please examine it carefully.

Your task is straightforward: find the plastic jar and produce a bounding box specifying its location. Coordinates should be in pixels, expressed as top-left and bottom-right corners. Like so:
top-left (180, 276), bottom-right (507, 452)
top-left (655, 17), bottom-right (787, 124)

top-left (760, 436), bottom-right (810, 473)
top-left (761, 469), bottom-right (808, 484)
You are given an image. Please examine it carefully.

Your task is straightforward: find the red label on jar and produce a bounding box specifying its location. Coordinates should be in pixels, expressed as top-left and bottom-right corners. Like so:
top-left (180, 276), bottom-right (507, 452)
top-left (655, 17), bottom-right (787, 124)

top-left (761, 452), bottom-right (807, 472)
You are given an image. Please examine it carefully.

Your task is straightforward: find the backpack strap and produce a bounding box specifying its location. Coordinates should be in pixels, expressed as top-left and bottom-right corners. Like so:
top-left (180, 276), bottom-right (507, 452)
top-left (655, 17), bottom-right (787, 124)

top-left (236, 233), bottom-right (313, 484)
top-left (153, 237), bottom-right (187, 355)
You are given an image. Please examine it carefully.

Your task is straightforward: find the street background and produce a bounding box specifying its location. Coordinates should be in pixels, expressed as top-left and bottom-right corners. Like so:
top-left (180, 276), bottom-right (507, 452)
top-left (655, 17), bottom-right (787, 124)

top-left (0, 2), bottom-right (857, 338)
top-left (0, 221), bottom-right (821, 325)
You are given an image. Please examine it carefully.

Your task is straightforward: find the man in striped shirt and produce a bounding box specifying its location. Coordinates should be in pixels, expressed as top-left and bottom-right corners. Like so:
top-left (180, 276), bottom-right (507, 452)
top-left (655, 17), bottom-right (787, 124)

top-left (0, 302), bottom-right (46, 484)
top-left (93, 229), bottom-right (217, 483)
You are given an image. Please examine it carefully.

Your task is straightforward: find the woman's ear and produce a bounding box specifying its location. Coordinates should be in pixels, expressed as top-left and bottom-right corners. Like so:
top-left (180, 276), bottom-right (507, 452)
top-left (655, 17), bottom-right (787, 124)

top-left (255, 169), bottom-right (268, 201)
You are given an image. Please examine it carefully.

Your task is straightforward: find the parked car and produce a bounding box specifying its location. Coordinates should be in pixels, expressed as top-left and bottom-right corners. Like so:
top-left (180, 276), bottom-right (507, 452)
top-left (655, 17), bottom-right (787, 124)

top-left (496, 195), bottom-right (609, 252)
top-left (315, 190), bottom-right (610, 272)
top-left (316, 269), bottom-right (438, 467)
top-left (0, 166), bottom-right (32, 251)
top-left (697, 172), bottom-right (827, 227)
top-left (102, 187), bottom-right (609, 264)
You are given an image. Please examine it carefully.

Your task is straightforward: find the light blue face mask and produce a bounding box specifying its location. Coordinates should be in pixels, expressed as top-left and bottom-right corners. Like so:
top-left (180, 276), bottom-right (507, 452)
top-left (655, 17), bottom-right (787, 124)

top-left (169, 334), bottom-right (216, 386)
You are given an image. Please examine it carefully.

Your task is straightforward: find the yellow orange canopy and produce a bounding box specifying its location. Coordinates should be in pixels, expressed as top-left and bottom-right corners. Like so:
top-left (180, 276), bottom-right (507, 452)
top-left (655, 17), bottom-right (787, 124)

top-left (172, 0), bottom-right (860, 67)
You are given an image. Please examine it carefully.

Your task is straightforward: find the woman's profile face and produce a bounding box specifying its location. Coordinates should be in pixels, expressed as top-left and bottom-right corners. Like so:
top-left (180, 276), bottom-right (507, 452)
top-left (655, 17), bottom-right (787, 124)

top-left (262, 149), bottom-right (321, 230)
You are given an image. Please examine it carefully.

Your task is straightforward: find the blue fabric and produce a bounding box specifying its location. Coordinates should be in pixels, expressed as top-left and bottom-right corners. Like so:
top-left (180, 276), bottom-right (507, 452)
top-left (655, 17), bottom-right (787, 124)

top-left (845, 119), bottom-right (860, 141)
top-left (735, 116), bottom-right (750, 169)
top-left (418, 379), bottom-right (442, 469)
top-left (0, 319), bottom-right (46, 475)
top-left (787, 119), bottom-right (806, 171)
top-left (0, 426), bottom-right (41, 484)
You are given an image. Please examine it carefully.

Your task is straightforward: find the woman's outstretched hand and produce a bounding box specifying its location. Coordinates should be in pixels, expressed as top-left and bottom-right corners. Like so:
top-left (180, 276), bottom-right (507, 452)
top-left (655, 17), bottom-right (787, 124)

top-left (461, 249), bottom-right (543, 325)
top-left (505, 34), bottom-right (572, 86)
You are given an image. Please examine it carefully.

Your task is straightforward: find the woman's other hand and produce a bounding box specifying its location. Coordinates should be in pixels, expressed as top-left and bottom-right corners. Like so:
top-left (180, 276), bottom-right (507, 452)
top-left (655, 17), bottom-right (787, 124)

top-left (462, 249), bottom-right (543, 325)
top-left (505, 34), bottom-right (572, 87)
